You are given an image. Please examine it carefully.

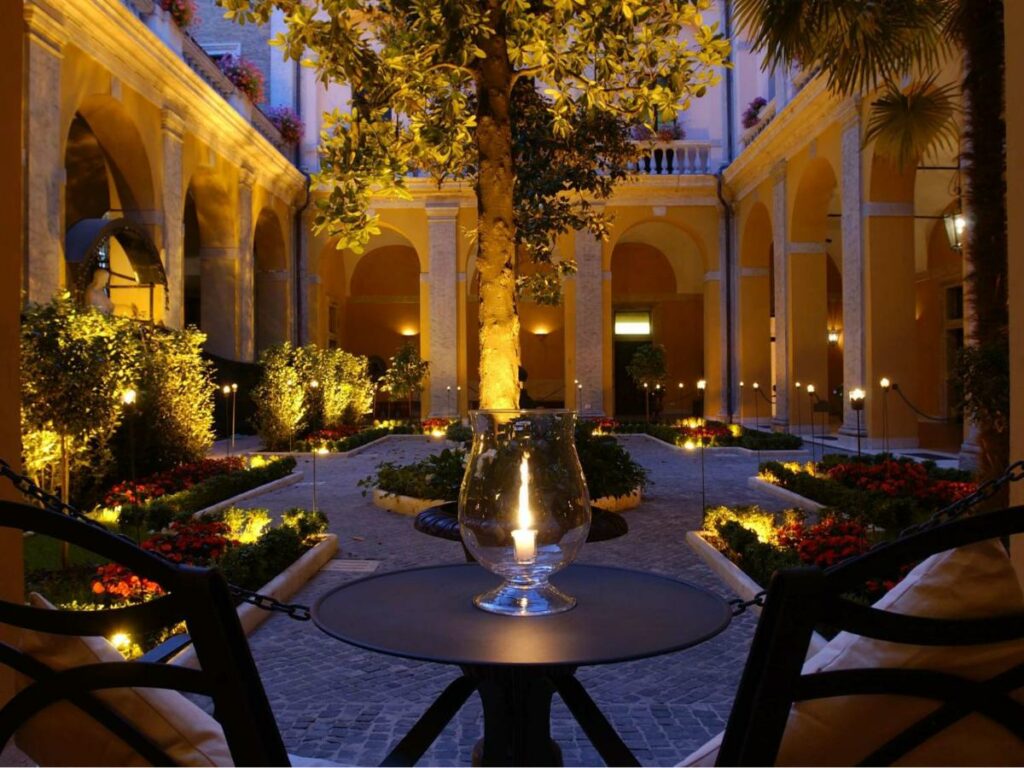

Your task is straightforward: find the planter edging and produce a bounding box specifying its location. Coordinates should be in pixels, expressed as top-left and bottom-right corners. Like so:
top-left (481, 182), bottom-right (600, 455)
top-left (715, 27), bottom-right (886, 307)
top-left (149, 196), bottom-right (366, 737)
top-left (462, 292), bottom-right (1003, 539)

top-left (592, 486), bottom-right (643, 512)
top-left (612, 432), bottom-right (807, 455)
top-left (372, 488), bottom-right (448, 516)
top-left (686, 530), bottom-right (827, 658)
top-left (170, 533), bottom-right (338, 669)
top-left (746, 476), bottom-right (826, 512)
top-left (191, 471), bottom-right (303, 519)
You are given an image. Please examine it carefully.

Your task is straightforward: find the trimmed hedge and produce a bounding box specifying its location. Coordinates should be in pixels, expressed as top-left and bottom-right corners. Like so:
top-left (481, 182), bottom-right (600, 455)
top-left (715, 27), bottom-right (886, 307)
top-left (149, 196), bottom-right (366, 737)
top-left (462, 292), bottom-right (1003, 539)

top-left (296, 424), bottom-right (417, 453)
top-left (144, 457), bottom-right (296, 518)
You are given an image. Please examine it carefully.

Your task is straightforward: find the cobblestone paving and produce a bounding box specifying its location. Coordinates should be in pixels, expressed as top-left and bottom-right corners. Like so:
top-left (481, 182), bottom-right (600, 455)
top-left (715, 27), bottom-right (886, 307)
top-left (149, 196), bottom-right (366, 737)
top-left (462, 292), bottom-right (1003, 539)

top-left (238, 436), bottom-right (808, 766)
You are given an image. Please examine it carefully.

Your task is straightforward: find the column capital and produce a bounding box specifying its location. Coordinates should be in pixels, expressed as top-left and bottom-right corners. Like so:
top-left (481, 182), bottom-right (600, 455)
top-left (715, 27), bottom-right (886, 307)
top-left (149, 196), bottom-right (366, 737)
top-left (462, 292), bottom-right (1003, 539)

top-left (161, 107), bottom-right (186, 141)
top-left (25, 2), bottom-right (67, 56)
top-left (239, 166), bottom-right (257, 190)
top-left (770, 160), bottom-right (788, 184)
top-left (425, 200), bottom-right (461, 220)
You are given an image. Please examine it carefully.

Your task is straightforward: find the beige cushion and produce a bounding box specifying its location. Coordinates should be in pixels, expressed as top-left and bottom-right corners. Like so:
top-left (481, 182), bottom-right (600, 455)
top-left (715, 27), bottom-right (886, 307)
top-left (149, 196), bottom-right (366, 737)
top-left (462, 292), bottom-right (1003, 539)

top-left (678, 539), bottom-right (1024, 767)
top-left (13, 593), bottom-right (234, 767)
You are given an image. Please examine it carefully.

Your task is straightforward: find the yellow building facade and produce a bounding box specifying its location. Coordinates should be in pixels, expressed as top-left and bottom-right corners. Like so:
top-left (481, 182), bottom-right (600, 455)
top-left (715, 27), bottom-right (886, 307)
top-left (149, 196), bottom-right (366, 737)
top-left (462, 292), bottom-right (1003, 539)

top-left (17, 0), bottom-right (989, 463)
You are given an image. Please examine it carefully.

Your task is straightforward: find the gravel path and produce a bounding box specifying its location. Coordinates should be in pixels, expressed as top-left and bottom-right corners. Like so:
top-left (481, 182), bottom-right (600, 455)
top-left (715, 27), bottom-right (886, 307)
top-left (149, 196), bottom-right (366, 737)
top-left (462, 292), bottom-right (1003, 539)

top-left (237, 435), bottom-right (807, 766)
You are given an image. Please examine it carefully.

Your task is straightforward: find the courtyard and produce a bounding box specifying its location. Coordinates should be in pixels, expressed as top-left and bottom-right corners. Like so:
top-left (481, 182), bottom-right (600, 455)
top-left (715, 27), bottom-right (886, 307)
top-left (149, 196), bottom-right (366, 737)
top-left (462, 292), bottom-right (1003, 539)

top-left (235, 435), bottom-right (802, 766)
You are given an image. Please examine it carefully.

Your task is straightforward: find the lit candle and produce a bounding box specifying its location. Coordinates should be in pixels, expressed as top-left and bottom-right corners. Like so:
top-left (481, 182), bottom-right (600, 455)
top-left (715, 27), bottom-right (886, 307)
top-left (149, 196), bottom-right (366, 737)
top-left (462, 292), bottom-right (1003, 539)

top-left (512, 455), bottom-right (537, 564)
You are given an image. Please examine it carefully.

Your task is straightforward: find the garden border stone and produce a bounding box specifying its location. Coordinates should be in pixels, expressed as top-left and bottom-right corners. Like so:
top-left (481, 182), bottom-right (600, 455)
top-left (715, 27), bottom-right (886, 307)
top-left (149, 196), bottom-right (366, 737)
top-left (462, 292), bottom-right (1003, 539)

top-left (592, 486), bottom-right (643, 512)
top-left (169, 532), bottom-right (339, 669)
top-left (190, 470), bottom-right (304, 519)
top-left (746, 476), bottom-right (825, 512)
top-left (617, 432), bottom-right (808, 456)
top-left (685, 530), bottom-right (827, 657)
top-left (371, 488), bottom-right (447, 516)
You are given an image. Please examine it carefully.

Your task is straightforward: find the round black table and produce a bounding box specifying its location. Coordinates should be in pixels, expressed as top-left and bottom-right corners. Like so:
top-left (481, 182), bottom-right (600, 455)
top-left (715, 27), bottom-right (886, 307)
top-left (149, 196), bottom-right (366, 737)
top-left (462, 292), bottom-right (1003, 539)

top-left (313, 563), bottom-right (731, 767)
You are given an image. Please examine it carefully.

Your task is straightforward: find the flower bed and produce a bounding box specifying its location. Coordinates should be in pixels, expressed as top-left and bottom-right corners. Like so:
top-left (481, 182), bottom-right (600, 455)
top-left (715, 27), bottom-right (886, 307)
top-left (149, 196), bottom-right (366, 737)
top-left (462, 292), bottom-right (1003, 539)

top-left (359, 422), bottom-right (647, 509)
top-left (51, 507), bottom-right (330, 659)
top-left (295, 422), bottom-right (419, 453)
top-left (92, 456), bottom-right (296, 533)
top-left (698, 505), bottom-right (898, 608)
top-left (598, 418), bottom-right (803, 451)
top-left (758, 455), bottom-right (975, 533)
top-left (218, 54), bottom-right (265, 103)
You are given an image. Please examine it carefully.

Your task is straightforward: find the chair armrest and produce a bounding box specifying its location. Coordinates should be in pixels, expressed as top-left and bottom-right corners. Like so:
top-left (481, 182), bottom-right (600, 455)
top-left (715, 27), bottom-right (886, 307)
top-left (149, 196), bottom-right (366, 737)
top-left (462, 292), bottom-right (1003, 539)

top-left (137, 633), bottom-right (193, 664)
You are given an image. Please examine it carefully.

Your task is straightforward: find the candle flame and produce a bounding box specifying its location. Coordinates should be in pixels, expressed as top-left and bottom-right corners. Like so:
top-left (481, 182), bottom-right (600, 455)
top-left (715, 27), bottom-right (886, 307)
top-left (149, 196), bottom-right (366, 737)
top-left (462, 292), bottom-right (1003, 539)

top-left (518, 454), bottom-right (532, 530)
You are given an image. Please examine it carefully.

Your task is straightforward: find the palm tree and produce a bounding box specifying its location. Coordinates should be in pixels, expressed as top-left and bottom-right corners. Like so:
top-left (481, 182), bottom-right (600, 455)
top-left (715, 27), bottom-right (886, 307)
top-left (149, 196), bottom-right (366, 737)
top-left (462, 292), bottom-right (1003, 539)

top-left (734, 0), bottom-right (1009, 485)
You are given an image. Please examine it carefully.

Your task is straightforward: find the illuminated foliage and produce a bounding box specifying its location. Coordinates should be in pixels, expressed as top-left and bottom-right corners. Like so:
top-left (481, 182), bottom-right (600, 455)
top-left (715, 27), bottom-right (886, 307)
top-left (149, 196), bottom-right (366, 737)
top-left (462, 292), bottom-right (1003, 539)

top-left (380, 342), bottom-right (430, 417)
top-left (220, 0), bottom-right (729, 408)
top-left (252, 343), bottom-right (307, 450)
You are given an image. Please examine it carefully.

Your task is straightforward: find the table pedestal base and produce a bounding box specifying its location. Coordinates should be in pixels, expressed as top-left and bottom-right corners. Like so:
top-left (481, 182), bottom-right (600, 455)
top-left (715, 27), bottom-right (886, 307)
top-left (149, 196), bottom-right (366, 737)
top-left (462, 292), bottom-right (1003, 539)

top-left (465, 665), bottom-right (566, 767)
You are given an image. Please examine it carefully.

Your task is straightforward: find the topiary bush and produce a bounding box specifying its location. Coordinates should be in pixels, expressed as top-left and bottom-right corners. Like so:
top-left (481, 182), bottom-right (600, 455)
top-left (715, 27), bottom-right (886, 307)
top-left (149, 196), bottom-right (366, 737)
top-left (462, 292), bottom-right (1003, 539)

top-left (282, 507), bottom-right (329, 543)
top-left (252, 343), bottom-right (307, 450)
top-left (575, 422), bottom-right (648, 500)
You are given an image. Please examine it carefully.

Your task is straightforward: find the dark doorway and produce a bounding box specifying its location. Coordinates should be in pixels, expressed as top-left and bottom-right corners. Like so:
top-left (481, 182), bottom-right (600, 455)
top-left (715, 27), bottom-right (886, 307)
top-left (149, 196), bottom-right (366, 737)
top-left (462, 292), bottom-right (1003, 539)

top-left (614, 339), bottom-right (648, 418)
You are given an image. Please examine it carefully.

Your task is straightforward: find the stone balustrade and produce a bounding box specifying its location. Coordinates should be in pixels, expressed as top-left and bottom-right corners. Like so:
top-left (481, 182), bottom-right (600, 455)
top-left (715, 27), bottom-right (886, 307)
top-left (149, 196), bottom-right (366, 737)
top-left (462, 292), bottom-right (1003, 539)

top-left (631, 139), bottom-right (715, 175)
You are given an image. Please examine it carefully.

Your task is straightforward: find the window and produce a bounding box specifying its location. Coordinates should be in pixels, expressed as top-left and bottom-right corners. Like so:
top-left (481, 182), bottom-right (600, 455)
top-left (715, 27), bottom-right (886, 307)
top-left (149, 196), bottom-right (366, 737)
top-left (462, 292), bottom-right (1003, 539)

top-left (614, 311), bottom-right (652, 337)
top-left (946, 285), bottom-right (964, 322)
top-left (200, 42), bottom-right (241, 62)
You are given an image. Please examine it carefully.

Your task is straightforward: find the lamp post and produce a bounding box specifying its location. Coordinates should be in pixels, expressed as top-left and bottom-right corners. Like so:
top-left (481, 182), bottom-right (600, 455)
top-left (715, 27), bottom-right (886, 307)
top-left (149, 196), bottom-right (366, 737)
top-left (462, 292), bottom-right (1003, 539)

top-left (230, 383), bottom-right (238, 451)
top-left (849, 388), bottom-right (866, 457)
top-left (794, 382), bottom-right (802, 436)
top-left (221, 385), bottom-right (232, 457)
top-left (806, 385), bottom-right (817, 463)
top-left (309, 378), bottom-right (321, 513)
top-left (677, 382), bottom-right (684, 416)
top-left (696, 378), bottom-right (706, 419)
top-left (122, 388), bottom-right (138, 536)
top-left (643, 382), bottom-right (650, 423)
top-left (752, 382), bottom-right (761, 432)
top-left (879, 377), bottom-right (891, 454)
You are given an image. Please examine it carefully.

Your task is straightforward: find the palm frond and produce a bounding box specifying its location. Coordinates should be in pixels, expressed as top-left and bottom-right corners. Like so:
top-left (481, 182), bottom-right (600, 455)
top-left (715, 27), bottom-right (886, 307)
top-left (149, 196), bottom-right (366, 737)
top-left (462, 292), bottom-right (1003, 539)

top-left (864, 77), bottom-right (960, 168)
top-left (733, 0), bottom-right (956, 95)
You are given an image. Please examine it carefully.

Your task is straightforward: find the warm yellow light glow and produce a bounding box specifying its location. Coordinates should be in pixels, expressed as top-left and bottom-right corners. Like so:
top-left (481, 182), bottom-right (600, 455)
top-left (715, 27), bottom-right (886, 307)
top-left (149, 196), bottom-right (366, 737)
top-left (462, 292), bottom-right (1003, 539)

top-left (122, 389), bottom-right (136, 406)
top-left (827, 329), bottom-right (841, 345)
top-left (430, 428), bottom-right (445, 438)
top-left (513, 454), bottom-right (536, 564)
top-left (880, 377), bottom-right (891, 390)
top-left (533, 326), bottom-right (550, 336)
top-left (752, 382), bottom-right (760, 390)
top-left (614, 311), bottom-right (652, 336)
top-left (806, 384), bottom-right (815, 395)
top-left (683, 439), bottom-right (697, 451)
top-left (310, 379), bottom-right (319, 389)
top-left (400, 327), bottom-right (419, 337)
top-left (729, 424), bottom-right (742, 437)
top-left (678, 382), bottom-right (684, 389)
top-left (954, 214), bottom-right (967, 234)
top-left (222, 384), bottom-right (231, 395)
top-left (231, 383), bottom-right (238, 393)
top-left (850, 388), bottom-right (866, 401)
top-left (109, 633), bottom-right (131, 652)
top-left (697, 379), bottom-right (706, 391)
top-left (795, 381), bottom-right (801, 389)
top-left (316, 446), bottom-right (330, 455)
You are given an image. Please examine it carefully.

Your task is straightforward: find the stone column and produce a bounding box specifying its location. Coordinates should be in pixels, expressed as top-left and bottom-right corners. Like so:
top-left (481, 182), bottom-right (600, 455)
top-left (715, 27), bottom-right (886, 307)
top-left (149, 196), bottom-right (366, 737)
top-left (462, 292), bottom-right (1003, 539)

top-left (161, 108), bottom-right (185, 329)
top-left (839, 105), bottom-right (867, 437)
top-left (237, 168), bottom-right (255, 361)
top-left (24, 3), bottom-right (65, 303)
top-left (770, 161), bottom-right (790, 429)
top-left (574, 229), bottom-right (604, 416)
top-left (200, 248), bottom-right (238, 360)
top-left (425, 201), bottom-right (459, 417)
top-left (787, 242), bottom-right (829, 427)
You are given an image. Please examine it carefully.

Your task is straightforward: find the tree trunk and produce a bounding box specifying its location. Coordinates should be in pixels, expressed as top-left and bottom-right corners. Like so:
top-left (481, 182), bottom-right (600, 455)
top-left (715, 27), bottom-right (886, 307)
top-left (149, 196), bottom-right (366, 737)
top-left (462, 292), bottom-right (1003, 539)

top-left (475, 1), bottom-right (520, 410)
top-left (60, 433), bottom-right (69, 569)
top-left (962, 0), bottom-right (1010, 486)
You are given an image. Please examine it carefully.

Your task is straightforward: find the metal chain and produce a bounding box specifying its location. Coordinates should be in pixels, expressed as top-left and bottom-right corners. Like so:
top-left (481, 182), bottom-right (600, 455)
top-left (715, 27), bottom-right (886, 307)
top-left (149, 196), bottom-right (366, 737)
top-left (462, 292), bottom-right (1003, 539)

top-left (0, 458), bottom-right (313, 622)
top-left (729, 591), bottom-right (766, 617)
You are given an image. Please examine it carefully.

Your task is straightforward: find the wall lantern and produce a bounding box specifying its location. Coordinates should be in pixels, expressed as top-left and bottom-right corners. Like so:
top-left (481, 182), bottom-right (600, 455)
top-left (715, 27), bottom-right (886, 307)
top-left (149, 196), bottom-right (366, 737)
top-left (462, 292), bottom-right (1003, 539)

top-left (827, 328), bottom-right (841, 346)
top-left (943, 211), bottom-right (967, 252)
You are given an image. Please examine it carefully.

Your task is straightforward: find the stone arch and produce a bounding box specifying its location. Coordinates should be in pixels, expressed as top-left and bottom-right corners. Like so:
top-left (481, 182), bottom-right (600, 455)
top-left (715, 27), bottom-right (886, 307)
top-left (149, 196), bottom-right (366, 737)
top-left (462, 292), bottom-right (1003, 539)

top-left (605, 218), bottom-right (710, 274)
top-left (787, 158), bottom-right (841, 428)
top-left (738, 202), bottom-right (773, 419)
top-left (65, 96), bottom-right (156, 216)
top-left (253, 207), bottom-right (291, 353)
top-left (341, 230), bottom-right (422, 403)
top-left (610, 220), bottom-right (705, 418)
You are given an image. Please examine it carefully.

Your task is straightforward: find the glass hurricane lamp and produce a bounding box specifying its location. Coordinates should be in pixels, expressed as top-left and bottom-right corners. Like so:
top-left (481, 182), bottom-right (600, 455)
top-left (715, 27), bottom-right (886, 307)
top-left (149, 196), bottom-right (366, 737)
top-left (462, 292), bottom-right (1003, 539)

top-left (459, 410), bottom-right (591, 616)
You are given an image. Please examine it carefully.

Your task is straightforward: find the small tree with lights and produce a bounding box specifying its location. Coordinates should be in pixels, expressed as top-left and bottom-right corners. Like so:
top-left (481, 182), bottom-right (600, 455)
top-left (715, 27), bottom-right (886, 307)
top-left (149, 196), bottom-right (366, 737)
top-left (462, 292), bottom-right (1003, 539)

top-left (380, 343), bottom-right (430, 421)
top-left (626, 343), bottom-right (668, 423)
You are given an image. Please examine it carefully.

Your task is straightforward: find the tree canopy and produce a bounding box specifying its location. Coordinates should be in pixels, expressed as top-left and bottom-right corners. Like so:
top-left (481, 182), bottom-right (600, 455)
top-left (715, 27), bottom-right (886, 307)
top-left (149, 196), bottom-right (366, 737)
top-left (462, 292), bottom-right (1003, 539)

top-left (222, 0), bottom-right (729, 407)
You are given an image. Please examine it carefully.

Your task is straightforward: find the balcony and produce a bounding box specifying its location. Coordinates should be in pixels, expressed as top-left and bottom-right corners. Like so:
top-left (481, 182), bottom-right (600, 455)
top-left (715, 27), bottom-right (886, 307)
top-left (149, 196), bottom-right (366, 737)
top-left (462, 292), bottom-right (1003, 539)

top-left (740, 99), bottom-right (777, 147)
top-left (630, 139), bottom-right (715, 175)
top-left (121, 0), bottom-right (287, 153)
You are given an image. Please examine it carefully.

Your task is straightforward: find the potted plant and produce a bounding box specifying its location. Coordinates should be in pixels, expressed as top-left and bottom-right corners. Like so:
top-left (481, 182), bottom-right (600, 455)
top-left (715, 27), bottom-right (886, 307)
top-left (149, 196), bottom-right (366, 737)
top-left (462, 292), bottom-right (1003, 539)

top-left (218, 55), bottom-right (266, 104)
top-left (742, 97), bottom-right (768, 130)
top-left (266, 106), bottom-right (305, 145)
top-left (160, 0), bottom-right (197, 29)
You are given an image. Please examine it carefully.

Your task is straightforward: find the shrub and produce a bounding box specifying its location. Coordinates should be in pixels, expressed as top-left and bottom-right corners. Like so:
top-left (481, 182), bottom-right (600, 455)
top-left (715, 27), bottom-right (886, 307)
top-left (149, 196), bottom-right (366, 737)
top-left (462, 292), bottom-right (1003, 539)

top-left (266, 105), bottom-right (305, 144)
top-left (132, 326), bottom-right (215, 471)
top-left (360, 448), bottom-right (467, 501)
top-left (445, 422), bottom-right (472, 444)
top-left (218, 54), bottom-right (265, 103)
top-left (380, 343), bottom-right (429, 416)
top-left (294, 344), bottom-right (375, 430)
top-left (149, 457), bottom-right (295, 516)
top-left (103, 457), bottom-right (247, 507)
top-left (218, 526), bottom-right (304, 591)
top-left (574, 423), bottom-right (647, 500)
top-left (716, 520), bottom-right (799, 589)
top-left (214, 506), bottom-right (272, 544)
top-left (253, 344), bottom-right (306, 450)
top-left (282, 507), bottom-right (329, 543)
top-left (738, 429), bottom-right (803, 450)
